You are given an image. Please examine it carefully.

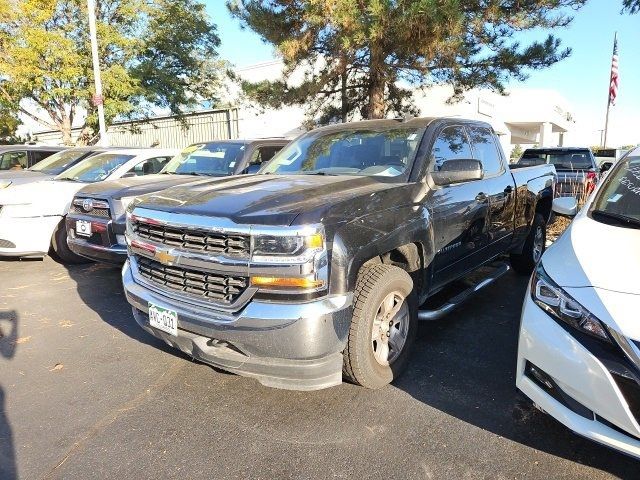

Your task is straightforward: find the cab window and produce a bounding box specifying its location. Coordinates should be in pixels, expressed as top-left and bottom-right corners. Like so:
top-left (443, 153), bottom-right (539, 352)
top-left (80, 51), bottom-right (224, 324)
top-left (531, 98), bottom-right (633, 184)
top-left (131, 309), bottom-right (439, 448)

top-left (430, 126), bottom-right (473, 172)
top-left (247, 145), bottom-right (284, 173)
top-left (0, 151), bottom-right (28, 170)
top-left (467, 126), bottom-right (503, 176)
top-left (129, 156), bottom-right (171, 176)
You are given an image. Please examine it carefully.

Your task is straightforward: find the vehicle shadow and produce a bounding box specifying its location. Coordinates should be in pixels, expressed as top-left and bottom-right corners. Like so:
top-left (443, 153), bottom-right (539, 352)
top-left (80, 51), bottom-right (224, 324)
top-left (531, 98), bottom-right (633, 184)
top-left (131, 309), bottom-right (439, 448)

top-left (0, 309), bottom-right (18, 480)
top-left (395, 272), bottom-right (638, 477)
top-left (62, 262), bottom-right (180, 356)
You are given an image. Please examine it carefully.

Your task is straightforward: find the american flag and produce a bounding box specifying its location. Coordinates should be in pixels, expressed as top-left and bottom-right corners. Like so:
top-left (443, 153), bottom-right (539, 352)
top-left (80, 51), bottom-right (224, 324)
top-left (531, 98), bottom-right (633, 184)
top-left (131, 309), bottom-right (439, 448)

top-left (609, 34), bottom-right (619, 106)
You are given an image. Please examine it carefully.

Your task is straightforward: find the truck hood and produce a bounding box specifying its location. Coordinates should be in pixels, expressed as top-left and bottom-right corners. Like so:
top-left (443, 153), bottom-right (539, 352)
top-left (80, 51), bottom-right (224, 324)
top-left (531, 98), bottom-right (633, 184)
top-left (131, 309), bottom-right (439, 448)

top-left (0, 179), bottom-right (88, 215)
top-left (543, 213), bottom-right (640, 295)
top-left (0, 170), bottom-right (50, 181)
top-left (77, 174), bottom-right (204, 200)
top-left (137, 174), bottom-right (409, 226)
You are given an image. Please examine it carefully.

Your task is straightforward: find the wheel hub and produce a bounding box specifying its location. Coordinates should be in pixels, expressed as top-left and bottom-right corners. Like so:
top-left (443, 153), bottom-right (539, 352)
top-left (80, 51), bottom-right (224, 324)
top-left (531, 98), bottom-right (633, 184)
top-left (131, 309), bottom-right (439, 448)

top-left (371, 291), bottom-right (409, 366)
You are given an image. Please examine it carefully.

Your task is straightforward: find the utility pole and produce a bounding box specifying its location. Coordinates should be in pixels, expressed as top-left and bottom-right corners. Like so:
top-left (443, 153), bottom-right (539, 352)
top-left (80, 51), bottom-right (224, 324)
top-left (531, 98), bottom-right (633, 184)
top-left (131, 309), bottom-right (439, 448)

top-left (87, 0), bottom-right (108, 146)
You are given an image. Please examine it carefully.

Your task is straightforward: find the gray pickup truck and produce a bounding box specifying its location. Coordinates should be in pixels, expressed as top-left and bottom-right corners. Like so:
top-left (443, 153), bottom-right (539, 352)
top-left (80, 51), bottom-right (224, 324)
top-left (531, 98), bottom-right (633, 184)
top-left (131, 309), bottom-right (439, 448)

top-left (122, 117), bottom-right (555, 390)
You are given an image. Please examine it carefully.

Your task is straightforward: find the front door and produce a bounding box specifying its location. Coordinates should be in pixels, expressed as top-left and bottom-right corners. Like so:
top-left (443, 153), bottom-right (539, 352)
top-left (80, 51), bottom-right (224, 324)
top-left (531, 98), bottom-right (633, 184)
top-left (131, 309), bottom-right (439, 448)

top-left (428, 125), bottom-right (491, 289)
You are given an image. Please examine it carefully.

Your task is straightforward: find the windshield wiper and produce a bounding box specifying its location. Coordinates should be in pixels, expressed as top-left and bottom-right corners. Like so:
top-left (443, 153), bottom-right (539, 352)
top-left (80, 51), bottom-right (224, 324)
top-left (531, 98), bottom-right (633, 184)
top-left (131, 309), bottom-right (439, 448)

top-left (56, 177), bottom-right (78, 182)
top-left (301, 171), bottom-right (338, 176)
top-left (178, 172), bottom-right (220, 176)
top-left (591, 210), bottom-right (640, 229)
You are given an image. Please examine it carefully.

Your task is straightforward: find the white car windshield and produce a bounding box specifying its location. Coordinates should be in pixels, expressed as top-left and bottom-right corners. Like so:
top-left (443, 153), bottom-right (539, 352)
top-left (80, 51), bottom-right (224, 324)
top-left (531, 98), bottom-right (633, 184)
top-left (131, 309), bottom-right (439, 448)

top-left (162, 142), bottom-right (247, 176)
top-left (29, 149), bottom-right (91, 175)
top-left (56, 153), bottom-right (135, 183)
top-left (590, 155), bottom-right (640, 228)
top-left (260, 127), bottom-right (423, 177)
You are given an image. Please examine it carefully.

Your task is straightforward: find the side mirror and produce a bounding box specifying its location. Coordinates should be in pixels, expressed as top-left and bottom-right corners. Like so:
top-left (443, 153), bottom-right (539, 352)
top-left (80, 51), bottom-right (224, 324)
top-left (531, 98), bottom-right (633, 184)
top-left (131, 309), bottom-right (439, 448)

top-left (552, 196), bottom-right (578, 218)
top-left (431, 159), bottom-right (483, 186)
top-left (600, 162), bottom-right (613, 173)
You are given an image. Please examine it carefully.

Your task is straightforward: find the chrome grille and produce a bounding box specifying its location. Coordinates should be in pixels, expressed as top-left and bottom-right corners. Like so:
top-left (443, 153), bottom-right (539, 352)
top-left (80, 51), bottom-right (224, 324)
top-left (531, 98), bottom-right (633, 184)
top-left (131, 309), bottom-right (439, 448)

top-left (136, 256), bottom-right (248, 304)
top-left (71, 198), bottom-right (111, 218)
top-left (132, 220), bottom-right (250, 257)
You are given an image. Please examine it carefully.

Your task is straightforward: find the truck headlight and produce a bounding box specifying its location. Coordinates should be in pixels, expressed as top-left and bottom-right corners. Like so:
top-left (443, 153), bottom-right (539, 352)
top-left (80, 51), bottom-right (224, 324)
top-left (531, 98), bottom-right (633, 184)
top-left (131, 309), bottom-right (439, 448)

top-left (532, 264), bottom-right (610, 342)
top-left (251, 232), bottom-right (324, 263)
top-left (112, 196), bottom-right (136, 219)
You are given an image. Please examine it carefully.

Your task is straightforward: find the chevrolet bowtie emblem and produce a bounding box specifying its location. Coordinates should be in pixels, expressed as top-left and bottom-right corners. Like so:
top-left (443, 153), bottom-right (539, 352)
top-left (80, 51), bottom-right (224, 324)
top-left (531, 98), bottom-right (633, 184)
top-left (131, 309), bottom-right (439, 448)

top-left (155, 250), bottom-right (175, 264)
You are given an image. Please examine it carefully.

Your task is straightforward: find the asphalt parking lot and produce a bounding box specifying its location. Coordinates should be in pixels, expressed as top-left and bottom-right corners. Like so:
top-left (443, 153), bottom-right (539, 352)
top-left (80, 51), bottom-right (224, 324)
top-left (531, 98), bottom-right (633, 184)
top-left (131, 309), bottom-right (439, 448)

top-left (0, 258), bottom-right (637, 479)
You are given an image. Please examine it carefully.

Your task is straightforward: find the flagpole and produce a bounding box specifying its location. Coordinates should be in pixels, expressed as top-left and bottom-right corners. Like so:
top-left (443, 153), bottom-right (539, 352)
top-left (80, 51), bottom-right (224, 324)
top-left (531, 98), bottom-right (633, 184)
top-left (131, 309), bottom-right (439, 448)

top-left (603, 32), bottom-right (617, 148)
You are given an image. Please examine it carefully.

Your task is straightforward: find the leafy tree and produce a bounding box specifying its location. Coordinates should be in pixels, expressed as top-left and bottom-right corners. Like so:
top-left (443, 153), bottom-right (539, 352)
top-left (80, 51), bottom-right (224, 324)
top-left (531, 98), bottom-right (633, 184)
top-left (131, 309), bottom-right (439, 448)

top-left (510, 144), bottom-right (523, 161)
top-left (622, 0), bottom-right (640, 13)
top-left (229, 0), bottom-right (587, 124)
top-left (0, 0), bottom-right (225, 144)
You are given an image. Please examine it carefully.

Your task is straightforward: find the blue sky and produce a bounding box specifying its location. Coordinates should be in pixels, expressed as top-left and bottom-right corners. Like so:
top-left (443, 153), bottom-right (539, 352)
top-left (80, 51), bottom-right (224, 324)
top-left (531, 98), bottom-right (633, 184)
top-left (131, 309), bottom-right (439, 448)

top-left (206, 0), bottom-right (638, 146)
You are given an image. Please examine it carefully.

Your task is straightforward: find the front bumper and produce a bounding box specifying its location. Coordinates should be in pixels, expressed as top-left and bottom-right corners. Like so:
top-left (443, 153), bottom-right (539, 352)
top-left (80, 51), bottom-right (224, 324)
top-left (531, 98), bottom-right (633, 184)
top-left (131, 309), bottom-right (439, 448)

top-left (0, 215), bottom-right (61, 257)
top-left (122, 260), bottom-right (352, 390)
top-left (66, 215), bottom-right (127, 264)
top-left (517, 291), bottom-right (640, 459)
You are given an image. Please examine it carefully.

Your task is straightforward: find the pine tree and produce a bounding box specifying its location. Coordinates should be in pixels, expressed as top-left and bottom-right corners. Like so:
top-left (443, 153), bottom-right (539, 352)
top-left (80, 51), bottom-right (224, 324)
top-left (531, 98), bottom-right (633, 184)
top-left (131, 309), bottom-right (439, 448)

top-left (229, 0), bottom-right (587, 124)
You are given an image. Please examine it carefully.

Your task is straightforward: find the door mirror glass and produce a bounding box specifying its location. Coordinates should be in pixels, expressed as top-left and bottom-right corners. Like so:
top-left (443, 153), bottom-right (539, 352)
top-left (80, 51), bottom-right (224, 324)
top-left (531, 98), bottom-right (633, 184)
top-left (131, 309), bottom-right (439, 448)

top-left (600, 162), bottom-right (613, 173)
top-left (552, 196), bottom-right (578, 217)
top-left (431, 159), bottom-right (483, 186)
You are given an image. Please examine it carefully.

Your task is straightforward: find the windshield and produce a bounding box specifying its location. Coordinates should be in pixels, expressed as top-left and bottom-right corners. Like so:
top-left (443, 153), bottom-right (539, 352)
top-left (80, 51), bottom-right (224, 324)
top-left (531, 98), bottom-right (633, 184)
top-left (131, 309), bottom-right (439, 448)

top-left (29, 149), bottom-right (92, 174)
top-left (260, 127), bottom-right (423, 177)
top-left (518, 150), bottom-right (593, 170)
top-left (56, 153), bottom-right (134, 182)
top-left (590, 155), bottom-right (640, 226)
top-left (162, 142), bottom-right (247, 176)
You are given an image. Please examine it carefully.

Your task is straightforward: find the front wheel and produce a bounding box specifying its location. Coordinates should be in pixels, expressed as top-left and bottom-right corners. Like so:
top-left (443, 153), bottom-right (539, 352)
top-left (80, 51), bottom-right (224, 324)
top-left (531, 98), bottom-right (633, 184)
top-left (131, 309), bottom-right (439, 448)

top-left (51, 219), bottom-right (90, 264)
top-left (510, 213), bottom-right (546, 275)
top-left (342, 264), bottom-right (417, 389)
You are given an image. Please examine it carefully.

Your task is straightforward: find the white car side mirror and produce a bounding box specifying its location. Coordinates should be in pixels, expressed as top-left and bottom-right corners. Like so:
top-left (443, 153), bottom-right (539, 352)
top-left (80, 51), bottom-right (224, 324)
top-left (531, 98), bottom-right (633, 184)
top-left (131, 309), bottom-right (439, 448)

top-left (552, 196), bottom-right (578, 217)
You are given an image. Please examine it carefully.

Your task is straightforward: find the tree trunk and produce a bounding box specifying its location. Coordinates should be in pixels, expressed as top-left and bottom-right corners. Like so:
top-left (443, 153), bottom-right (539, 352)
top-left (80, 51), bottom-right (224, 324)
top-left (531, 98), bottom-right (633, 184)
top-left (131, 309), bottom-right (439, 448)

top-left (61, 114), bottom-right (72, 145)
top-left (368, 45), bottom-right (386, 119)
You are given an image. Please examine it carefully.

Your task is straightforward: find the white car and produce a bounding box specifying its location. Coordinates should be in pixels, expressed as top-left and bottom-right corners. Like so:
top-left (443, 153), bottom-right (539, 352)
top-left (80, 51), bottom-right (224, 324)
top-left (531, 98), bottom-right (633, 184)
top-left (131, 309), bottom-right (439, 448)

top-left (517, 146), bottom-right (640, 458)
top-left (0, 148), bottom-right (176, 262)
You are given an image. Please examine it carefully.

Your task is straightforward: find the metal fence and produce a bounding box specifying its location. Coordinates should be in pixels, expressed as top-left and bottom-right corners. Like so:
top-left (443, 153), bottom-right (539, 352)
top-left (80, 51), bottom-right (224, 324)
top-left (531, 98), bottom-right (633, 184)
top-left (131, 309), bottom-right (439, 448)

top-left (32, 108), bottom-right (240, 148)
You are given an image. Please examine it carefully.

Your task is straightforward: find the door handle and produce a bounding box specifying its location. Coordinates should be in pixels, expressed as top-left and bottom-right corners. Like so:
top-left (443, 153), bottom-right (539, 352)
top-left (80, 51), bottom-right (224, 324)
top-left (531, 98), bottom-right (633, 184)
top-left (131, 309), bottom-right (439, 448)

top-left (504, 185), bottom-right (514, 194)
top-left (475, 192), bottom-right (488, 202)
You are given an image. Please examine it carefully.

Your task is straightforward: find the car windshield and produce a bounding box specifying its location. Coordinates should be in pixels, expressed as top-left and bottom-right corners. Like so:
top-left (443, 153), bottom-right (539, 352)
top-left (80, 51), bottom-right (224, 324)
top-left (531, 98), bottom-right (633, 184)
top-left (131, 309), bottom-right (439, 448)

top-left (518, 150), bottom-right (593, 170)
top-left (29, 150), bottom-right (91, 174)
top-left (56, 153), bottom-right (134, 182)
top-left (162, 142), bottom-right (247, 176)
top-left (590, 155), bottom-right (640, 227)
top-left (260, 127), bottom-right (423, 177)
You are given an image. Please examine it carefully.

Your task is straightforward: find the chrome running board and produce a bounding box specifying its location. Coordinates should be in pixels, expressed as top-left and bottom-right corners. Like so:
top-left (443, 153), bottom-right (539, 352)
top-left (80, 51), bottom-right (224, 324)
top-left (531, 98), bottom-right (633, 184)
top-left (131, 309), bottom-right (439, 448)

top-left (418, 262), bottom-right (510, 321)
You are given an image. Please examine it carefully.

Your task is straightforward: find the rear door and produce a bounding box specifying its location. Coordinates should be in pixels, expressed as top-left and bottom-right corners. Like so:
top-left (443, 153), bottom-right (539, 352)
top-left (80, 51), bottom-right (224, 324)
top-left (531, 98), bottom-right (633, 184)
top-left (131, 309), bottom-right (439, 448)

top-left (467, 126), bottom-right (516, 257)
top-left (428, 125), bottom-right (491, 288)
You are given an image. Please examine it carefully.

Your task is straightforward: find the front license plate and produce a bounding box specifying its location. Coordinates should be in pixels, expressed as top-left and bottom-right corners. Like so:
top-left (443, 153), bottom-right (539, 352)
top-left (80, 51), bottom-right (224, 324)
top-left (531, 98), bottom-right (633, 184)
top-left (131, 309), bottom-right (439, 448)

top-left (148, 303), bottom-right (178, 336)
top-left (76, 219), bottom-right (92, 237)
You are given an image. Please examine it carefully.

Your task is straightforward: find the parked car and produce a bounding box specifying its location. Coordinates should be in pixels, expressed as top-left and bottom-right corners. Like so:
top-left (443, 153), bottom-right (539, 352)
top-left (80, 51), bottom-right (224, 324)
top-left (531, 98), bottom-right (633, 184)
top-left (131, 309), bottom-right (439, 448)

top-left (516, 147), bottom-right (640, 460)
top-left (0, 147), bottom-right (110, 189)
top-left (121, 117), bottom-right (555, 391)
top-left (0, 145), bottom-right (65, 171)
top-left (0, 148), bottom-right (176, 262)
top-left (516, 147), bottom-right (603, 199)
top-left (66, 138), bottom-right (288, 264)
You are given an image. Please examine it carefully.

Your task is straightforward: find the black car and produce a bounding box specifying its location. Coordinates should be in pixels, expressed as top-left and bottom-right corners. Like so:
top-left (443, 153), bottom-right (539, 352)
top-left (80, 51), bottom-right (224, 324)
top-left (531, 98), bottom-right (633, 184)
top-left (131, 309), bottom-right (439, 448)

top-left (66, 138), bottom-right (289, 263)
top-left (0, 145), bottom-right (66, 171)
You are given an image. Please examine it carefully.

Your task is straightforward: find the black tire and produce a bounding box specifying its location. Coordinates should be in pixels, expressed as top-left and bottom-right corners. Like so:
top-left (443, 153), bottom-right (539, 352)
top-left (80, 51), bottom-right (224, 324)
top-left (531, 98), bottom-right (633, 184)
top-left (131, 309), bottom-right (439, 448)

top-left (510, 213), bottom-right (546, 275)
top-left (343, 264), bottom-right (417, 389)
top-left (51, 219), bottom-right (91, 264)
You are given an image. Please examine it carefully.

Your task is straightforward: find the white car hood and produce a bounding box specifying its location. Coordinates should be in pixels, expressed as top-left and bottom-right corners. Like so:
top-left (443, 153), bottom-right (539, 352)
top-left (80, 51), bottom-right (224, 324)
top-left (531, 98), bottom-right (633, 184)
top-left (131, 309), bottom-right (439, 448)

top-left (0, 179), bottom-right (87, 215)
top-left (543, 212), bottom-right (640, 295)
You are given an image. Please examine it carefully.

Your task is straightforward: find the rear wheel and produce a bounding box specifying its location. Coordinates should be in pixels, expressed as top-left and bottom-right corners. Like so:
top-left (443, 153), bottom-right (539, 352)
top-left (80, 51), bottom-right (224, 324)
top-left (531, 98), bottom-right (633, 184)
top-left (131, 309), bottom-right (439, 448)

top-left (343, 264), bottom-right (417, 389)
top-left (510, 213), bottom-right (546, 275)
top-left (51, 219), bottom-right (90, 264)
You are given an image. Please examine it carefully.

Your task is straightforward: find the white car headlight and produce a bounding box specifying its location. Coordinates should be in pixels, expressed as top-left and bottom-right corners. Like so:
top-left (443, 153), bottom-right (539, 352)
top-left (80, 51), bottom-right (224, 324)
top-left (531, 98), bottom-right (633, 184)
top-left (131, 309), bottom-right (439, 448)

top-left (532, 264), bottom-right (610, 342)
top-left (112, 196), bottom-right (137, 219)
top-left (0, 180), bottom-right (12, 189)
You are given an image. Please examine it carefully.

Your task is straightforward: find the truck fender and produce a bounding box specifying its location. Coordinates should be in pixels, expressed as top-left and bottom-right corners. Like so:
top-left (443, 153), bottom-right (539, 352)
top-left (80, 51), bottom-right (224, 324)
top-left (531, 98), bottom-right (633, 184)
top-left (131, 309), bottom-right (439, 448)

top-left (328, 205), bottom-right (435, 296)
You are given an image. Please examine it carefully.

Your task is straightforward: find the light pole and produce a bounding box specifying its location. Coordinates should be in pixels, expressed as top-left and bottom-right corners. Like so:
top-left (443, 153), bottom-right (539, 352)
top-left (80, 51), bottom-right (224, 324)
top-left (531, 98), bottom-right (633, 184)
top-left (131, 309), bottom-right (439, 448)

top-left (87, 0), bottom-right (108, 146)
